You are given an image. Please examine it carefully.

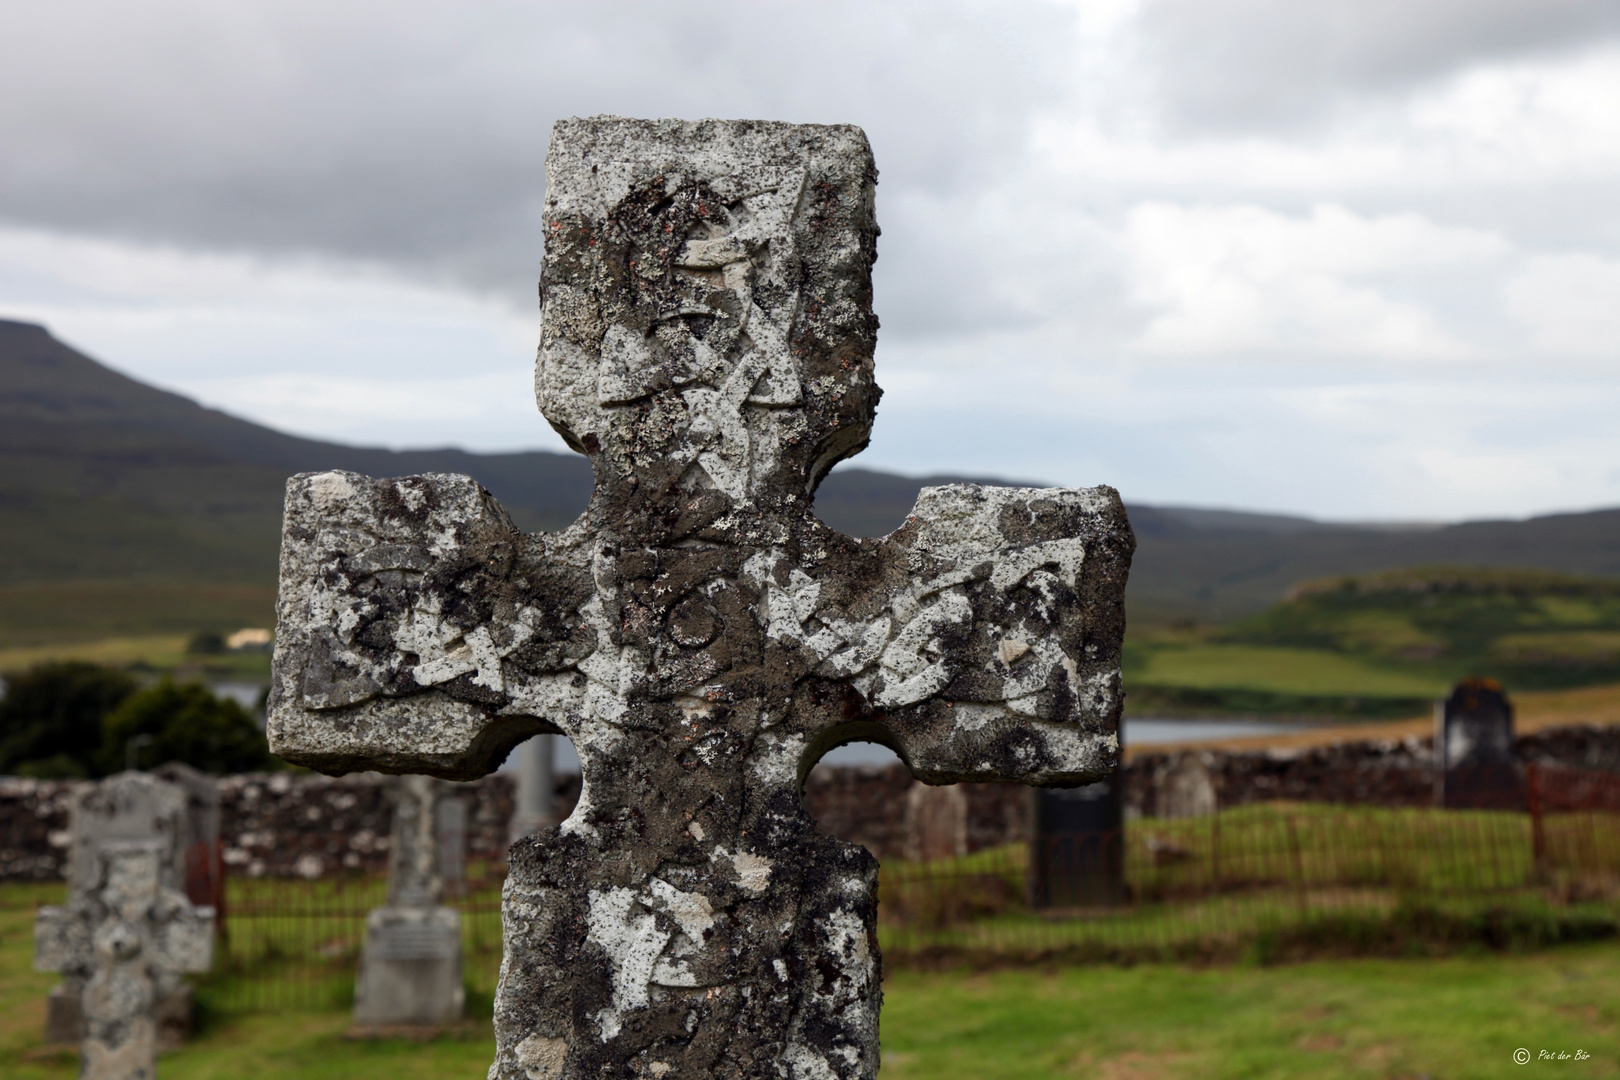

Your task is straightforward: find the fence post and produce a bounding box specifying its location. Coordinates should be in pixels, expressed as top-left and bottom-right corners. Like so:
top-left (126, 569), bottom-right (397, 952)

top-left (1527, 763), bottom-right (1545, 879)
top-left (1286, 813), bottom-right (1307, 919)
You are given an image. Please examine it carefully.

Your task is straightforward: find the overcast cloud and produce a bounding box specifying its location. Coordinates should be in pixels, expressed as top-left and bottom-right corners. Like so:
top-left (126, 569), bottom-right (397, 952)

top-left (3, 0), bottom-right (1619, 521)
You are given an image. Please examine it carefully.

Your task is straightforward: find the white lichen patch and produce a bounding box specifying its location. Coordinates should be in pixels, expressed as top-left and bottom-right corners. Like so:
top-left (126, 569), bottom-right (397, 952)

top-left (585, 887), bottom-right (669, 1040)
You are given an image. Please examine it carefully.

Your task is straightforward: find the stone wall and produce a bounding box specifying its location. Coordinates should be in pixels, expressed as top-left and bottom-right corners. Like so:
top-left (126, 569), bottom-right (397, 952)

top-left (0, 772), bottom-right (569, 881)
top-left (4, 725), bottom-right (1618, 879)
top-left (1125, 724), bottom-right (1620, 819)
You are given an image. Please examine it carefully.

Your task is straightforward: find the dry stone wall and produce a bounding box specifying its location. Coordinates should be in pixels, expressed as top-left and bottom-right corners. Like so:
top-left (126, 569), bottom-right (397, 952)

top-left (3, 725), bottom-right (1618, 881)
top-left (1, 772), bottom-right (556, 881)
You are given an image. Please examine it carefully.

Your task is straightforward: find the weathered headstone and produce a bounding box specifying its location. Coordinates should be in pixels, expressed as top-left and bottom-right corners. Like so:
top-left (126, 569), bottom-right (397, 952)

top-left (1436, 677), bottom-right (1523, 810)
top-left (268, 116), bottom-right (1133, 1078)
top-left (39, 773), bottom-right (197, 1047)
top-left (150, 763), bottom-right (224, 919)
top-left (437, 792), bottom-right (469, 897)
top-left (35, 838), bottom-right (214, 1080)
top-left (352, 775), bottom-right (465, 1029)
top-left (901, 783), bottom-right (967, 862)
top-left (1159, 751), bottom-right (1217, 819)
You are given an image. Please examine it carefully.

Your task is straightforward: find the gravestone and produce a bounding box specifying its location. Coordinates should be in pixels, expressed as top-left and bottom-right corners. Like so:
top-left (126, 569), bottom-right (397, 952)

top-left (1159, 751), bottom-right (1217, 819)
top-left (352, 775), bottom-right (465, 1029)
top-left (267, 116), bottom-right (1133, 1078)
top-left (1436, 677), bottom-right (1523, 810)
top-left (437, 793), bottom-right (469, 897)
top-left (35, 838), bottom-right (214, 1080)
top-left (1029, 775), bottom-right (1126, 908)
top-left (39, 773), bottom-right (198, 1047)
top-left (151, 763), bottom-right (225, 920)
top-left (901, 783), bottom-right (967, 862)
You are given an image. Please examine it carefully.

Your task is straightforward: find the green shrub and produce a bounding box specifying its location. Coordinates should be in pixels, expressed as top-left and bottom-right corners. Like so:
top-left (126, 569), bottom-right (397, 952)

top-left (0, 661), bottom-right (139, 777)
top-left (101, 679), bottom-right (273, 774)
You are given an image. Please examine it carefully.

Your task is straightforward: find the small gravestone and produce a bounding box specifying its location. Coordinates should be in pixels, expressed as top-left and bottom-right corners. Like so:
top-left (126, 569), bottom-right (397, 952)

top-left (35, 838), bottom-right (214, 1080)
top-left (1029, 775), bottom-right (1126, 907)
top-left (40, 773), bottom-right (197, 1048)
top-left (352, 775), bottom-right (464, 1030)
top-left (901, 783), bottom-right (967, 862)
top-left (1159, 751), bottom-right (1217, 819)
top-left (437, 794), bottom-right (468, 897)
top-left (1436, 678), bottom-right (1523, 810)
top-left (268, 116), bottom-right (1133, 1078)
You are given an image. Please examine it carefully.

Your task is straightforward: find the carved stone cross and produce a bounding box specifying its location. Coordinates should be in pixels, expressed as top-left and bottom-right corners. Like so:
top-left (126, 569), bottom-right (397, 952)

top-left (36, 839), bottom-right (214, 1080)
top-left (269, 116), bottom-right (1133, 1080)
top-left (37, 772), bottom-right (198, 1050)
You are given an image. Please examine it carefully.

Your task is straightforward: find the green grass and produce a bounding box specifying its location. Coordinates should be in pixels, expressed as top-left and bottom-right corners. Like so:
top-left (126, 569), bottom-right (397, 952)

top-left (1126, 643), bottom-right (1449, 698)
top-left (881, 948), bottom-right (1620, 1079)
top-left (1122, 567), bottom-right (1620, 716)
top-left (7, 886), bottom-right (1620, 1079)
top-left (0, 582), bottom-right (277, 650)
top-left (0, 634), bottom-right (273, 684)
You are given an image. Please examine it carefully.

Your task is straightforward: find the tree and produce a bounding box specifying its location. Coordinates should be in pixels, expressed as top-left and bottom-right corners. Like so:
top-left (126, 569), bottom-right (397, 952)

top-left (100, 680), bottom-right (273, 775)
top-left (0, 662), bottom-right (139, 778)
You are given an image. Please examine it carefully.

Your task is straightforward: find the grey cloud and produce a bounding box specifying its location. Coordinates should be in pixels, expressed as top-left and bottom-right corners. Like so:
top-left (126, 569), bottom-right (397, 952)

top-left (1138, 0), bottom-right (1620, 130)
top-left (0, 1), bottom-right (1073, 305)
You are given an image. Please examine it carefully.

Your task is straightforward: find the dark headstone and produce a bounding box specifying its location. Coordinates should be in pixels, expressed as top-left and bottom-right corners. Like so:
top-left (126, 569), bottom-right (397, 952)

top-left (1436, 678), bottom-right (1523, 810)
top-left (1030, 775), bottom-right (1125, 908)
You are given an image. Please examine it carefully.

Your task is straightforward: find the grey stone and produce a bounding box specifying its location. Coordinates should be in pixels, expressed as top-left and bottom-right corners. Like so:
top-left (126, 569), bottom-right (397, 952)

top-left (36, 839), bottom-right (213, 1080)
top-left (149, 763), bottom-right (223, 909)
top-left (901, 783), bottom-right (967, 862)
top-left (353, 775), bottom-right (465, 1027)
top-left (268, 116), bottom-right (1133, 1078)
top-left (40, 773), bottom-right (198, 1048)
top-left (438, 794), bottom-right (469, 897)
top-left (508, 734), bottom-right (557, 845)
top-left (1158, 752), bottom-right (1217, 819)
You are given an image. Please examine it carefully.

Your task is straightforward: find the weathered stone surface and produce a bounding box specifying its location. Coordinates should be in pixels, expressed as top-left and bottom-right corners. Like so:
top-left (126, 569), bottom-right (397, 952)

top-left (353, 775), bottom-right (465, 1027)
top-left (36, 772), bottom-right (197, 1048)
top-left (268, 116), bottom-right (1134, 1078)
top-left (35, 838), bottom-right (213, 1080)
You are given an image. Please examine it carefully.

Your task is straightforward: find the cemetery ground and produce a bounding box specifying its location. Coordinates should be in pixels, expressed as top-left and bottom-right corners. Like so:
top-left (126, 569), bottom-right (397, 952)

top-left (7, 789), bottom-right (1620, 1079)
top-left (4, 886), bottom-right (1619, 1079)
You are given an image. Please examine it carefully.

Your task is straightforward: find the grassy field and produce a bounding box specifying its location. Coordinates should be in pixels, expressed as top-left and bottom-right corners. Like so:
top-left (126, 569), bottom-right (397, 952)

top-left (1123, 568), bottom-right (1620, 718)
top-left (5, 885), bottom-right (1618, 1080)
top-left (0, 633), bottom-right (272, 683)
top-left (0, 581), bottom-right (277, 650)
top-left (1126, 642), bottom-right (1449, 697)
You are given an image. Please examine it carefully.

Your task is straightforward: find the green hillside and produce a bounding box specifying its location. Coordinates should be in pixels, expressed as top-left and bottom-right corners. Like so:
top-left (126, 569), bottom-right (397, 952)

top-left (1125, 567), bottom-right (1620, 717)
top-left (7, 318), bottom-right (1620, 652)
top-left (1227, 567), bottom-right (1620, 687)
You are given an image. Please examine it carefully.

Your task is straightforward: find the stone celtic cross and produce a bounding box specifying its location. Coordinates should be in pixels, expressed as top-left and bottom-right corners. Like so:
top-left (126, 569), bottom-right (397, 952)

top-left (36, 839), bottom-right (214, 1080)
top-left (269, 116), bottom-right (1133, 1079)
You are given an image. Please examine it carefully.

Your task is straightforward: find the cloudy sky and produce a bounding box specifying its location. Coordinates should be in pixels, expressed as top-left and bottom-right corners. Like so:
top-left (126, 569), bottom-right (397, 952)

top-left (4, 0), bottom-right (1619, 521)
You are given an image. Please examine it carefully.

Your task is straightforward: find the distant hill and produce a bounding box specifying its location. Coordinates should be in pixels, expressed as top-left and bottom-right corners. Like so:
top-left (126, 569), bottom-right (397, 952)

top-left (1226, 566), bottom-right (1620, 689)
top-left (5, 318), bottom-right (1620, 644)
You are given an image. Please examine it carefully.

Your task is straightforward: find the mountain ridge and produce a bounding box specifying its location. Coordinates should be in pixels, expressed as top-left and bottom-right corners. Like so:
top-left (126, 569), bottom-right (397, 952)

top-left (5, 317), bottom-right (1620, 635)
